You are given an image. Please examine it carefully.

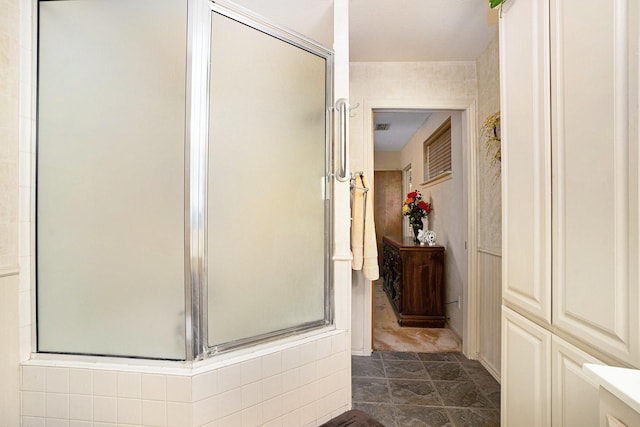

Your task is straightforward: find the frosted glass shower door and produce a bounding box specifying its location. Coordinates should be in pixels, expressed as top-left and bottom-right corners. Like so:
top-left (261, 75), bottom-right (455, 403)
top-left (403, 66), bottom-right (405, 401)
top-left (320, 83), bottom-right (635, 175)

top-left (207, 9), bottom-right (331, 349)
top-left (36, 0), bottom-right (187, 359)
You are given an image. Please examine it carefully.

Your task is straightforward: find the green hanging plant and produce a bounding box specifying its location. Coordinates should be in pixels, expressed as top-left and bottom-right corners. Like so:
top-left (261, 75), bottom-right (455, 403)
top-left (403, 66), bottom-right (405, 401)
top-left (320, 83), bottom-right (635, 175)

top-left (489, 0), bottom-right (506, 17)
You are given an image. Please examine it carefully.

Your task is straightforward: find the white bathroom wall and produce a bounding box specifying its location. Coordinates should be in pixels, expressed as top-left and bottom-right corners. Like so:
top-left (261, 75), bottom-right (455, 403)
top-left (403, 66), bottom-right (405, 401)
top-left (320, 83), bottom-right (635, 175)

top-left (0, 0), bottom-right (24, 424)
top-left (0, 274), bottom-right (19, 426)
top-left (349, 61), bottom-right (477, 354)
top-left (0, 0), bottom-right (20, 273)
top-left (475, 35), bottom-right (501, 379)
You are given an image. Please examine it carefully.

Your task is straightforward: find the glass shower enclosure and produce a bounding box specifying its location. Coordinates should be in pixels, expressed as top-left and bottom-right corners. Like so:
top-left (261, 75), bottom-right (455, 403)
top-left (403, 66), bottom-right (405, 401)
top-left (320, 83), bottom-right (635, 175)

top-left (36, 0), bottom-right (333, 361)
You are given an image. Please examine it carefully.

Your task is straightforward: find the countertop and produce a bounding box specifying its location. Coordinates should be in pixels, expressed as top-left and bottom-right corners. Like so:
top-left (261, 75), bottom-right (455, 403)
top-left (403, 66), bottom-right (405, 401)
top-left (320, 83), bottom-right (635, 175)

top-left (583, 363), bottom-right (640, 414)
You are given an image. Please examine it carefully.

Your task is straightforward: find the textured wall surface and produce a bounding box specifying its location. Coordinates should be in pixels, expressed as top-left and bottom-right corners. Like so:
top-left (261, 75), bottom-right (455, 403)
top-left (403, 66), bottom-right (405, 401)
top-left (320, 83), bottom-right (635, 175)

top-left (0, 0), bottom-right (19, 271)
top-left (0, 0), bottom-right (22, 424)
top-left (476, 36), bottom-right (501, 252)
top-left (350, 61), bottom-right (477, 175)
top-left (475, 35), bottom-right (501, 379)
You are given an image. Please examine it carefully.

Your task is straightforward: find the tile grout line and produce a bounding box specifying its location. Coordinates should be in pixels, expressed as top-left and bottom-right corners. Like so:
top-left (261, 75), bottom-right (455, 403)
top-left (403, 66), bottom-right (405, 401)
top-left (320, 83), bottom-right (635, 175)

top-left (379, 354), bottom-right (400, 427)
top-left (352, 351), bottom-right (500, 426)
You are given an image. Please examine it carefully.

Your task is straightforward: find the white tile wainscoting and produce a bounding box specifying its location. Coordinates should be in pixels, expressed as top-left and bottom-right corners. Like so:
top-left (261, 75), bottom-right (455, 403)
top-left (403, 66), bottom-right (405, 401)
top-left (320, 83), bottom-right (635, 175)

top-left (21, 330), bottom-right (349, 427)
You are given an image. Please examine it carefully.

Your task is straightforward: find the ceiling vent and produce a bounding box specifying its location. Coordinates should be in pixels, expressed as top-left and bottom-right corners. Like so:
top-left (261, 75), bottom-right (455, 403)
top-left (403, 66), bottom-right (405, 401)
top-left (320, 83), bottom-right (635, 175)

top-left (375, 123), bottom-right (391, 131)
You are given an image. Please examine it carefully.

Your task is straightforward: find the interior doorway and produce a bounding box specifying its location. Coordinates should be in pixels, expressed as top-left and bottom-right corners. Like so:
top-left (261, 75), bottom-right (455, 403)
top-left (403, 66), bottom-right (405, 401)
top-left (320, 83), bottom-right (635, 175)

top-left (369, 106), bottom-right (476, 356)
top-left (373, 171), bottom-right (403, 267)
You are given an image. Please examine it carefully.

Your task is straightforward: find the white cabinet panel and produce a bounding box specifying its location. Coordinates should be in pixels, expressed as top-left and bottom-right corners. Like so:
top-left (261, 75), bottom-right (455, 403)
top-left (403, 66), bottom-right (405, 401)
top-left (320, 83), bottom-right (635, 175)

top-left (552, 336), bottom-right (603, 427)
top-left (551, 0), bottom-right (640, 366)
top-left (502, 307), bottom-right (551, 427)
top-left (601, 389), bottom-right (640, 427)
top-left (500, 0), bottom-right (551, 323)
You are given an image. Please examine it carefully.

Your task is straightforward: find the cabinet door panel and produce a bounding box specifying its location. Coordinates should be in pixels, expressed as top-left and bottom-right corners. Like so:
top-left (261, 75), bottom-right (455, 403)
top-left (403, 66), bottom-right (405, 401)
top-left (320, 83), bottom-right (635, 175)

top-left (551, 336), bottom-right (602, 427)
top-left (500, 0), bottom-right (551, 322)
top-left (551, 0), bottom-right (640, 365)
top-left (502, 307), bottom-right (551, 427)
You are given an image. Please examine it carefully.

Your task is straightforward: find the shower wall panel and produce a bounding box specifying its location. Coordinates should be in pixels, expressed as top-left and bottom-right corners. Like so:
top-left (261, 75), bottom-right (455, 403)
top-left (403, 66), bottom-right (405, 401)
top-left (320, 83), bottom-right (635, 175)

top-left (37, 0), bottom-right (188, 359)
top-left (207, 10), bottom-right (329, 348)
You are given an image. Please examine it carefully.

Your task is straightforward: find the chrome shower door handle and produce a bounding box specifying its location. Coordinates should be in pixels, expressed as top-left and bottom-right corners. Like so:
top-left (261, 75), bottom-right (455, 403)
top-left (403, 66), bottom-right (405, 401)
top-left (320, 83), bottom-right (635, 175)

top-left (335, 98), bottom-right (350, 182)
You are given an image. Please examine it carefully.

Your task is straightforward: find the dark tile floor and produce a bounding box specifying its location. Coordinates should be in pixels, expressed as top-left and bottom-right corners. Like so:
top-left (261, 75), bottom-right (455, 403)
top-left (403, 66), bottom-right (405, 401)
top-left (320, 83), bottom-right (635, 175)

top-left (352, 351), bottom-right (500, 427)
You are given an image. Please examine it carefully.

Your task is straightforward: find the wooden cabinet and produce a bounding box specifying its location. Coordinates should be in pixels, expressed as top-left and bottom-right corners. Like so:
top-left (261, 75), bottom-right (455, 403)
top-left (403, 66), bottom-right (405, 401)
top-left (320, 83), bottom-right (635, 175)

top-left (381, 235), bottom-right (445, 327)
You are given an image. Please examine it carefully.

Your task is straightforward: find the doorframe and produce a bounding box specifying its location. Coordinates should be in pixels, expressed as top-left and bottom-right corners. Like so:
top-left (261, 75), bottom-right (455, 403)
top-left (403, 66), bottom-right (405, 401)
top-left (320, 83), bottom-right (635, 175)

top-left (363, 99), bottom-right (479, 358)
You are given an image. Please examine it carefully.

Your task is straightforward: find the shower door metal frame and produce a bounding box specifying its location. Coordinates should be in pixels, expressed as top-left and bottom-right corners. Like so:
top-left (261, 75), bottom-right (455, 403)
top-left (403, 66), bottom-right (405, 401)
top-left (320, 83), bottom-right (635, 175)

top-left (185, 0), bottom-right (335, 360)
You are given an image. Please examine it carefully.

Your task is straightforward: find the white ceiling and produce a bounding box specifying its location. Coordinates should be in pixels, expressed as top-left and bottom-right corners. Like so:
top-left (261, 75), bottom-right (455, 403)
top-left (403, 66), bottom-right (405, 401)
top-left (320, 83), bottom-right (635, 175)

top-left (374, 110), bottom-right (432, 151)
top-left (232, 0), bottom-right (498, 62)
top-left (231, 0), bottom-right (498, 152)
top-left (350, 0), bottom-right (498, 62)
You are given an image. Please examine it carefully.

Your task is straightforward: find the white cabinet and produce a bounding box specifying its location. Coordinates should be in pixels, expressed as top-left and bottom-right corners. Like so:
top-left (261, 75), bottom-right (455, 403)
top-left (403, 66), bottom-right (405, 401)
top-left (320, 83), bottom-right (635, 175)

top-left (502, 307), bottom-right (606, 427)
top-left (583, 364), bottom-right (640, 427)
top-left (600, 389), bottom-right (640, 427)
top-left (552, 337), bottom-right (602, 427)
top-left (502, 307), bottom-right (551, 427)
top-left (550, 0), bottom-right (640, 367)
top-left (501, 0), bottom-right (640, 425)
top-left (500, 0), bottom-right (551, 324)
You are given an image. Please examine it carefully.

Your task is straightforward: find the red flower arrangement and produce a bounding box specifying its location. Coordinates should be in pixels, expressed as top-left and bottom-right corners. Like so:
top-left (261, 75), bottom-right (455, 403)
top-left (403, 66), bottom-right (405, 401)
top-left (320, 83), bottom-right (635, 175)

top-left (402, 191), bottom-right (431, 241)
top-left (402, 191), bottom-right (431, 219)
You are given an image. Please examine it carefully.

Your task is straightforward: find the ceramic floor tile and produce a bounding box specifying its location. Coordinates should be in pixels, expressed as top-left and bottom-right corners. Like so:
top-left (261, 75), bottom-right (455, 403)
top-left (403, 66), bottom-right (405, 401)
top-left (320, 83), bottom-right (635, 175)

top-left (445, 407), bottom-right (500, 427)
top-left (352, 356), bottom-right (386, 378)
top-left (453, 353), bottom-right (473, 363)
top-left (388, 380), bottom-right (442, 406)
top-left (460, 361), bottom-right (499, 386)
top-left (352, 402), bottom-right (398, 427)
top-left (394, 405), bottom-right (453, 427)
top-left (482, 388), bottom-right (501, 409)
top-left (383, 361), bottom-right (430, 380)
top-left (351, 350), bottom-right (501, 426)
top-left (417, 353), bottom-right (460, 362)
top-left (352, 377), bottom-right (392, 404)
top-left (460, 362), bottom-right (501, 408)
top-left (432, 381), bottom-right (492, 408)
top-left (423, 362), bottom-right (470, 382)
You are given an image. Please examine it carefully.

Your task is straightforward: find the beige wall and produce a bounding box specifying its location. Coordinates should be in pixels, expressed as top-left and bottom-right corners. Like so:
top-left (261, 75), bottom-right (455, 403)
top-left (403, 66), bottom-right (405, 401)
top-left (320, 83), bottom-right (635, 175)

top-left (373, 150), bottom-right (401, 171)
top-left (0, 275), bottom-right (19, 427)
top-left (474, 35), bottom-right (502, 378)
top-left (476, 36), bottom-right (501, 252)
top-left (0, 0), bottom-right (19, 269)
top-left (0, 0), bottom-right (23, 424)
top-left (399, 111), bottom-right (466, 336)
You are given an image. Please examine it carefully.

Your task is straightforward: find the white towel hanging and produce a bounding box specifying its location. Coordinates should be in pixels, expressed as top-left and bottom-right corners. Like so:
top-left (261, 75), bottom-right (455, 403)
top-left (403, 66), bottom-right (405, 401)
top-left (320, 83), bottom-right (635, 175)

top-left (360, 174), bottom-right (379, 280)
top-left (350, 173), bottom-right (379, 280)
top-left (351, 173), bottom-right (365, 270)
